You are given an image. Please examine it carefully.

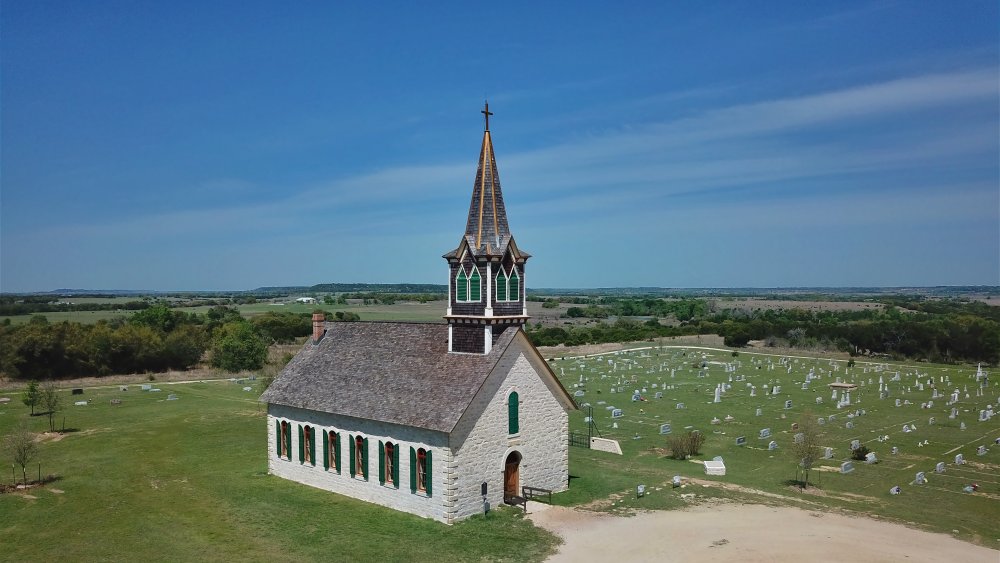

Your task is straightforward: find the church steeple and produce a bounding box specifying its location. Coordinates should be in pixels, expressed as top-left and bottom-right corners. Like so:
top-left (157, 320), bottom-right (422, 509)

top-left (444, 103), bottom-right (530, 354)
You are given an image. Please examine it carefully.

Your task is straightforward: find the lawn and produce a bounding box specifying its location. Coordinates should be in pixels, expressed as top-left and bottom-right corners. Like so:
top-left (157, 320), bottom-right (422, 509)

top-left (549, 346), bottom-right (1000, 547)
top-left (0, 382), bottom-right (558, 562)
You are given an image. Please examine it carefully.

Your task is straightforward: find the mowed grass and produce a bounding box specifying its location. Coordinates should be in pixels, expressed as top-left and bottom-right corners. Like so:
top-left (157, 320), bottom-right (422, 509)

top-left (0, 383), bottom-right (558, 562)
top-left (550, 347), bottom-right (1000, 547)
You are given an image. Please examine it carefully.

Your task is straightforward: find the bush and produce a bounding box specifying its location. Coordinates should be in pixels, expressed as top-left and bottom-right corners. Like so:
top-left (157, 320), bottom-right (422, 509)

top-left (666, 430), bottom-right (705, 460)
top-left (211, 322), bottom-right (268, 372)
top-left (851, 444), bottom-right (870, 461)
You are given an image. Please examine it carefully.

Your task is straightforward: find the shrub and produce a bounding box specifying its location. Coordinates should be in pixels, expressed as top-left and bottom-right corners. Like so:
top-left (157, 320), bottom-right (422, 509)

top-left (666, 430), bottom-right (705, 460)
top-left (851, 444), bottom-right (870, 461)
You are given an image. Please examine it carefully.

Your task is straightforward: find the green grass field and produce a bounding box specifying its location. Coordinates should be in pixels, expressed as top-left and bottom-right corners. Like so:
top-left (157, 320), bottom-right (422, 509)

top-left (0, 382), bottom-right (557, 562)
top-left (550, 347), bottom-right (1000, 547)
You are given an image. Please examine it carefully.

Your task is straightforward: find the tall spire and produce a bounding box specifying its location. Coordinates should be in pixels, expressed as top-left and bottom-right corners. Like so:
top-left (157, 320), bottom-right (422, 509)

top-left (464, 101), bottom-right (511, 257)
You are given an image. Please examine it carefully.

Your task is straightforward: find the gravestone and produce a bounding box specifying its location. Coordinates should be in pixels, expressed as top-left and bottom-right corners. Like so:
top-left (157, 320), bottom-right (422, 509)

top-left (960, 422), bottom-right (967, 430)
top-left (166, 394), bottom-right (178, 401)
top-left (676, 403), bottom-right (685, 410)
top-left (735, 436), bottom-right (747, 446)
top-left (915, 472), bottom-right (926, 485)
top-left (74, 401), bottom-right (87, 406)
top-left (755, 408), bottom-right (763, 416)
top-left (823, 447), bottom-right (833, 459)
top-left (890, 485), bottom-right (901, 495)
top-left (791, 423), bottom-right (799, 431)
top-left (768, 441), bottom-right (778, 450)
top-left (654, 392), bottom-right (663, 399)
top-left (865, 452), bottom-right (877, 464)
top-left (759, 428), bottom-right (771, 439)
top-left (840, 461), bottom-right (854, 474)
top-left (242, 386), bottom-right (252, 392)
top-left (141, 384), bottom-right (152, 391)
top-left (928, 417), bottom-right (935, 425)
top-left (659, 423), bottom-right (672, 435)
top-left (72, 388), bottom-right (84, 395)
top-left (584, 416), bottom-right (592, 423)
top-left (110, 399), bottom-right (121, 405)
top-left (818, 417), bottom-right (826, 425)
top-left (611, 409), bottom-right (624, 419)
top-left (815, 397), bottom-right (823, 404)
top-left (793, 433), bottom-right (804, 444)
top-left (977, 445), bottom-right (987, 456)
top-left (891, 446), bottom-right (899, 455)
top-left (846, 421), bottom-right (854, 429)
top-left (574, 390), bottom-right (585, 397)
top-left (784, 400), bottom-right (792, 409)
top-left (935, 462), bottom-right (945, 473)
top-left (672, 475), bottom-right (682, 488)
top-left (895, 398), bottom-right (901, 407)
top-left (850, 439), bottom-right (861, 451)
top-left (119, 386), bottom-right (128, 391)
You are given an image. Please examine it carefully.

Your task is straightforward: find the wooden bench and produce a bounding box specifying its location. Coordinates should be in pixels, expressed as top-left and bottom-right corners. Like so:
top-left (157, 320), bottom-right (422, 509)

top-left (522, 486), bottom-right (553, 504)
top-left (504, 494), bottom-right (527, 512)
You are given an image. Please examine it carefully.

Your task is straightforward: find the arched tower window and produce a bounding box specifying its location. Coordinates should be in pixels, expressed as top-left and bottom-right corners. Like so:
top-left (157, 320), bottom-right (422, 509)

top-left (508, 268), bottom-right (520, 301)
top-left (469, 267), bottom-right (481, 302)
top-left (456, 268), bottom-right (468, 302)
top-left (496, 269), bottom-right (508, 301)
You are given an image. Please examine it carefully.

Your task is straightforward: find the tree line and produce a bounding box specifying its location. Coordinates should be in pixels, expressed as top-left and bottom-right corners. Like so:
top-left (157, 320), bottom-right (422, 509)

top-left (0, 305), bottom-right (330, 380)
top-left (526, 297), bottom-right (999, 365)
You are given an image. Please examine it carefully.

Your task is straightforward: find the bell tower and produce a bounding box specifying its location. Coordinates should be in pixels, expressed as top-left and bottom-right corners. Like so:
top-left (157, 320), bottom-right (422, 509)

top-left (443, 103), bottom-right (530, 354)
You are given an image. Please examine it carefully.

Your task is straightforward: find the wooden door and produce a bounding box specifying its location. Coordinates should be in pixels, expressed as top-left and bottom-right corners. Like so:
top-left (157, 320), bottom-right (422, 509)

top-left (504, 452), bottom-right (521, 499)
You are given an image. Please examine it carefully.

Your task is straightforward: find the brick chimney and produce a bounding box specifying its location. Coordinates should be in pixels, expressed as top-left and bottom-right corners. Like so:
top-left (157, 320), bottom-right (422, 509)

top-left (312, 313), bottom-right (326, 343)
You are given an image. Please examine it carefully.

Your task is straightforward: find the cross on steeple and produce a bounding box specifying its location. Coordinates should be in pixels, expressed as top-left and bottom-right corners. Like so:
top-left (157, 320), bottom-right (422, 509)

top-left (481, 101), bottom-right (493, 131)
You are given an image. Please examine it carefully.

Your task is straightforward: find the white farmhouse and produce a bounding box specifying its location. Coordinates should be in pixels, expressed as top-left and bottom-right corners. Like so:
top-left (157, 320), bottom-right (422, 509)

top-left (260, 104), bottom-right (575, 523)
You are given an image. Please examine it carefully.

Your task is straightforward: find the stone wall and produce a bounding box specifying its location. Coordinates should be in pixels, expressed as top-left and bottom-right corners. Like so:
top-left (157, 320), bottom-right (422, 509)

top-left (267, 405), bottom-right (450, 523)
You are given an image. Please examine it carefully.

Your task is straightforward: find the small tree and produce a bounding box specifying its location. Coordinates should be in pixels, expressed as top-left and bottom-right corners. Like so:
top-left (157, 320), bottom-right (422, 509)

top-left (211, 321), bottom-right (268, 372)
top-left (21, 381), bottom-right (40, 415)
top-left (3, 422), bottom-right (38, 485)
top-left (790, 412), bottom-right (823, 489)
top-left (41, 383), bottom-right (62, 432)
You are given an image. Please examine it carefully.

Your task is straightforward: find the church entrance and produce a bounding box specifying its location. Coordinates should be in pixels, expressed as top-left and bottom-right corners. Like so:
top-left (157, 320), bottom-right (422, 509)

top-left (503, 451), bottom-right (521, 501)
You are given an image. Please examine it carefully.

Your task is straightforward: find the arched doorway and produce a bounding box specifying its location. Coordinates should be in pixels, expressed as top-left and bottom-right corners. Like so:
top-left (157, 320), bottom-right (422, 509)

top-left (504, 451), bottom-right (521, 501)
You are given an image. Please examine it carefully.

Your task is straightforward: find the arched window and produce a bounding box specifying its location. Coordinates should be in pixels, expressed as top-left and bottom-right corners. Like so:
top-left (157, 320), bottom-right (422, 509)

top-left (350, 435), bottom-right (368, 479)
top-left (379, 441), bottom-right (400, 488)
top-left (469, 267), bottom-right (481, 301)
top-left (410, 447), bottom-right (432, 496)
top-left (508, 391), bottom-right (519, 434)
top-left (508, 269), bottom-right (520, 301)
top-left (278, 420), bottom-right (289, 459)
top-left (323, 430), bottom-right (340, 473)
top-left (300, 425), bottom-right (315, 465)
top-left (496, 269), bottom-right (508, 301)
top-left (456, 269), bottom-right (468, 302)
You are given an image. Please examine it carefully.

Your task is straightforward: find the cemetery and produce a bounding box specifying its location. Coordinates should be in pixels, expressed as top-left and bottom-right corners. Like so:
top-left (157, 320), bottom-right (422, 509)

top-left (549, 346), bottom-right (1000, 547)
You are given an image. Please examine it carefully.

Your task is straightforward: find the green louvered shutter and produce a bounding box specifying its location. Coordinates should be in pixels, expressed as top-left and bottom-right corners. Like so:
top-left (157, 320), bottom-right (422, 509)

top-left (310, 428), bottom-right (316, 466)
top-left (275, 421), bottom-right (281, 457)
top-left (470, 268), bottom-right (481, 301)
top-left (334, 434), bottom-right (341, 473)
top-left (509, 270), bottom-right (520, 301)
top-left (425, 450), bottom-right (432, 497)
top-left (393, 445), bottom-right (400, 488)
top-left (285, 424), bottom-right (291, 459)
top-left (362, 438), bottom-right (369, 480)
top-left (349, 434), bottom-right (356, 477)
top-left (456, 270), bottom-right (468, 301)
top-left (496, 271), bottom-right (507, 301)
top-left (378, 441), bottom-right (385, 485)
top-left (509, 392), bottom-right (519, 434)
top-left (298, 426), bottom-right (305, 462)
top-left (409, 447), bottom-right (417, 493)
top-left (323, 430), bottom-right (329, 470)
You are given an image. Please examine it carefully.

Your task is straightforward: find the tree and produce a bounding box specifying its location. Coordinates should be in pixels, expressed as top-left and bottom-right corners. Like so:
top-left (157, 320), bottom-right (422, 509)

top-left (3, 422), bottom-right (38, 485)
top-left (41, 383), bottom-right (62, 432)
top-left (22, 381), bottom-right (40, 415)
top-left (790, 412), bottom-right (823, 489)
top-left (211, 322), bottom-right (268, 372)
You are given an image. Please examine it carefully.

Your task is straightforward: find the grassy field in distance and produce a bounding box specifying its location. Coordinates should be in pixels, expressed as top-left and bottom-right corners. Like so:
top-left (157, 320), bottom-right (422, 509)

top-left (0, 381), bottom-right (557, 562)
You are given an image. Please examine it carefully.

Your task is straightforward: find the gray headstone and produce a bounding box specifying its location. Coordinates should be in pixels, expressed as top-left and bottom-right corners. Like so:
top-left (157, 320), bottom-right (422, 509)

top-left (759, 428), bottom-right (771, 439)
top-left (612, 409), bottom-right (624, 419)
top-left (841, 461), bottom-right (854, 474)
top-left (935, 462), bottom-right (945, 473)
top-left (784, 400), bottom-right (792, 409)
top-left (768, 440), bottom-right (778, 450)
top-left (735, 436), bottom-right (747, 446)
top-left (659, 423), bottom-right (672, 435)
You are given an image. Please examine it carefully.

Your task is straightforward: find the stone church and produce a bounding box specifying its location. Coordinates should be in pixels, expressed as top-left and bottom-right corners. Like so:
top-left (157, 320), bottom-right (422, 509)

top-left (260, 105), bottom-right (576, 524)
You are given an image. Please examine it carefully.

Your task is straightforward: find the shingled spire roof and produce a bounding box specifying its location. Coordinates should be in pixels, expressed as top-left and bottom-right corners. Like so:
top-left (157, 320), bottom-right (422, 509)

top-left (462, 101), bottom-right (512, 257)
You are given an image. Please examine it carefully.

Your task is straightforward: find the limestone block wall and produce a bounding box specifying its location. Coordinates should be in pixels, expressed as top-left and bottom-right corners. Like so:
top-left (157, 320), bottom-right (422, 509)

top-left (450, 350), bottom-right (569, 520)
top-left (267, 404), bottom-right (449, 523)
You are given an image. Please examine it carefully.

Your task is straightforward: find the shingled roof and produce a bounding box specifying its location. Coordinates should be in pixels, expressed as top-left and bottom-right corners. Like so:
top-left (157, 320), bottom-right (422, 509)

top-left (260, 322), bottom-right (542, 433)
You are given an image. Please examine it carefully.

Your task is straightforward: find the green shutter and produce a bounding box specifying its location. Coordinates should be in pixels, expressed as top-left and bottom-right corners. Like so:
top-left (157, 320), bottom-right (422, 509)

top-left (470, 268), bottom-right (481, 301)
top-left (378, 441), bottom-right (385, 485)
top-left (509, 270), bottom-right (520, 301)
top-left (425, 450), bottom-right (432, 497)
top-left (298, 426), bottom-right (305, 463)
top-left (456, 270), bottom-right (468, 301)
top-left (509, 392), bottom-right (519, 434)
top-left (310, 428), bottom-right (316, 466)
top-left (363, 438), bottom-right (370, 480)
top-left (496, 271), bottom-right (507, 301)
top-left (393, 444), bottom-right (400, 489)
top-left (349, 434), bottom-right (356, 477)
top-left (285, 424), bottom-right (292, 460)
top-left (334, 433), bottom-right (341, 473)
top-left (409, 447), bottom-right (417, 493)
top-left (275, 421), bottom-right (281, 457)
top-left (323, 430), bottom-right (329, 470)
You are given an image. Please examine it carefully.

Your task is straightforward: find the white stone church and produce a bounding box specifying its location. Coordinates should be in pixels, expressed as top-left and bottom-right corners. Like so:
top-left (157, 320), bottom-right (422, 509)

top-left (260, 105), bottom-right (576, 524)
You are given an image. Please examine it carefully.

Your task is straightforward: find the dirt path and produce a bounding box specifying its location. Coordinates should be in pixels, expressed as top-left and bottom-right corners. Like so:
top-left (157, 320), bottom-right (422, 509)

top-left (528, 503), bottom-right (999, 563)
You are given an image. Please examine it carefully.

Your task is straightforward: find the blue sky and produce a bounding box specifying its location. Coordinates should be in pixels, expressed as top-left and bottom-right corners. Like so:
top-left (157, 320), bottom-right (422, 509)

top-left (2, 2), bottom-right (998, 291)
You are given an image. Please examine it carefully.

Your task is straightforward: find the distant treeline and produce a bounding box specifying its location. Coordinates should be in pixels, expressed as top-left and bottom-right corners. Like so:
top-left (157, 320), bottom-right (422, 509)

top-left (0, 306), bottom-right (346, 380)
top-left (526, 297), bottom-right (999, 365)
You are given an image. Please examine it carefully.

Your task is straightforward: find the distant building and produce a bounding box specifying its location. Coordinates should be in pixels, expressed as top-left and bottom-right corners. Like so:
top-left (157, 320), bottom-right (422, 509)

top-left (260, 104), bottom-right (575, 523)
top-left (294, 297), bottom-right (316, 304)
